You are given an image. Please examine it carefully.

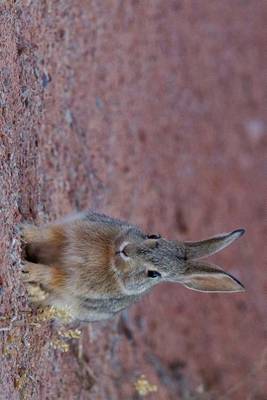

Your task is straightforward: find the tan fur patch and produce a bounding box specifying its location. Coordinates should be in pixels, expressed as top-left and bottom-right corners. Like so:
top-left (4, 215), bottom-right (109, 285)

top-left (50, 266), bottom-right (67, 289)
top-left (46, 226), bottom-right (66, 247)
top-left (22, 225), bottom-right (41, 243)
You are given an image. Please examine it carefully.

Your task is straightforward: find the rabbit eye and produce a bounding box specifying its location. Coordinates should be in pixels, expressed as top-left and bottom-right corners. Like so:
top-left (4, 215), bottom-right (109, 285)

top-left (147, 234), bottom-right (161, 239)
top-left (147, 270), bottom-right (161, 278)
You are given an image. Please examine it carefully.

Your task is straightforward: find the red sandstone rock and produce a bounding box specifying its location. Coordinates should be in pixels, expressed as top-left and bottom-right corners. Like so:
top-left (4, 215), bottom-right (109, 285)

top-left (0, 1), bottom-right (266, 399)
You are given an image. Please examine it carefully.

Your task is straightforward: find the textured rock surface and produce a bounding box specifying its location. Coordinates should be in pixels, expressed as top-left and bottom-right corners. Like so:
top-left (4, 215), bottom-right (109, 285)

top-left (0, 1), bottom-right (266, 399)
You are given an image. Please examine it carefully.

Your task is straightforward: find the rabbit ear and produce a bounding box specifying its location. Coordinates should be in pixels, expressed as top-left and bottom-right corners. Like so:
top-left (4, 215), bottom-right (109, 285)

top-left (180, 261), bottom-right (245, 292)
top-left (184, 229), bottom-right (245, 260)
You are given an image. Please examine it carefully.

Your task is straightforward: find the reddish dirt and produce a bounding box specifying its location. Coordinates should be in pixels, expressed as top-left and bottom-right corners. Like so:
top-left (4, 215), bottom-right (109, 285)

top-left (0, 1), bottom-right (266, 399)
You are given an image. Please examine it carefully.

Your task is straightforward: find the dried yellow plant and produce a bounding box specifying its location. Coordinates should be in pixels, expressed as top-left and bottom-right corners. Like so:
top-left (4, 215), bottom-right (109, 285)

top-left (135, 375), bottom-right (157, 396)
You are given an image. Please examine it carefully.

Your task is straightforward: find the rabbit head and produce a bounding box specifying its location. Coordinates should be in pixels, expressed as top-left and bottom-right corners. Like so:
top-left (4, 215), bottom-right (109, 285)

top-left (114, 229), bottom-right (245, 295)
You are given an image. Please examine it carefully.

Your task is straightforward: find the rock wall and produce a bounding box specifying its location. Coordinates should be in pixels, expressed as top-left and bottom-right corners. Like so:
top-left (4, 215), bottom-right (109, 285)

top-left (0, 1), bottom-right (266, 399)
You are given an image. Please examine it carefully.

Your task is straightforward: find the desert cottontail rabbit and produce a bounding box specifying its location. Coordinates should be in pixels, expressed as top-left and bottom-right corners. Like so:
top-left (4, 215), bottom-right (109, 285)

top-left (21, 211), bottom-right (245, 322)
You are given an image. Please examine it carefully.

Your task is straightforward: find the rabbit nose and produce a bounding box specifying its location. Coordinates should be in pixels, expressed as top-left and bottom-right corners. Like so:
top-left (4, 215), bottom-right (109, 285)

top-left (122, 243), bottom-right (137, 257)
top-left (121, 246), bottom-right (130, 257)
top-left (116, 242), bottom-right (137, 259)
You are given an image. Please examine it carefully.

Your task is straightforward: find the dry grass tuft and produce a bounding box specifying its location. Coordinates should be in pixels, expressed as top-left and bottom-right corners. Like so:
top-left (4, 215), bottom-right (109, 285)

top-left (134, 375), bottom-right (158, 396)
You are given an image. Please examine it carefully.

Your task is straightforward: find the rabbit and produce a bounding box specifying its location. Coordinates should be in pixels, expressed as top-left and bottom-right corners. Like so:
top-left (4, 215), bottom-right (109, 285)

top-left (20, 211), bottom-right (245, 322)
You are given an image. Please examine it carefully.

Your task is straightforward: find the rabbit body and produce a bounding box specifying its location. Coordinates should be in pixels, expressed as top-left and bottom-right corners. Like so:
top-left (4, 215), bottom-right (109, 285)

top-left (21, 211), bottom-right (245, 322)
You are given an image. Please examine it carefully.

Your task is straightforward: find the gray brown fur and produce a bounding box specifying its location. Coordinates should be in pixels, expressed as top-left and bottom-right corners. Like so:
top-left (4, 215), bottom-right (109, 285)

top-left (21, 211), bottom-right (245, 322)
